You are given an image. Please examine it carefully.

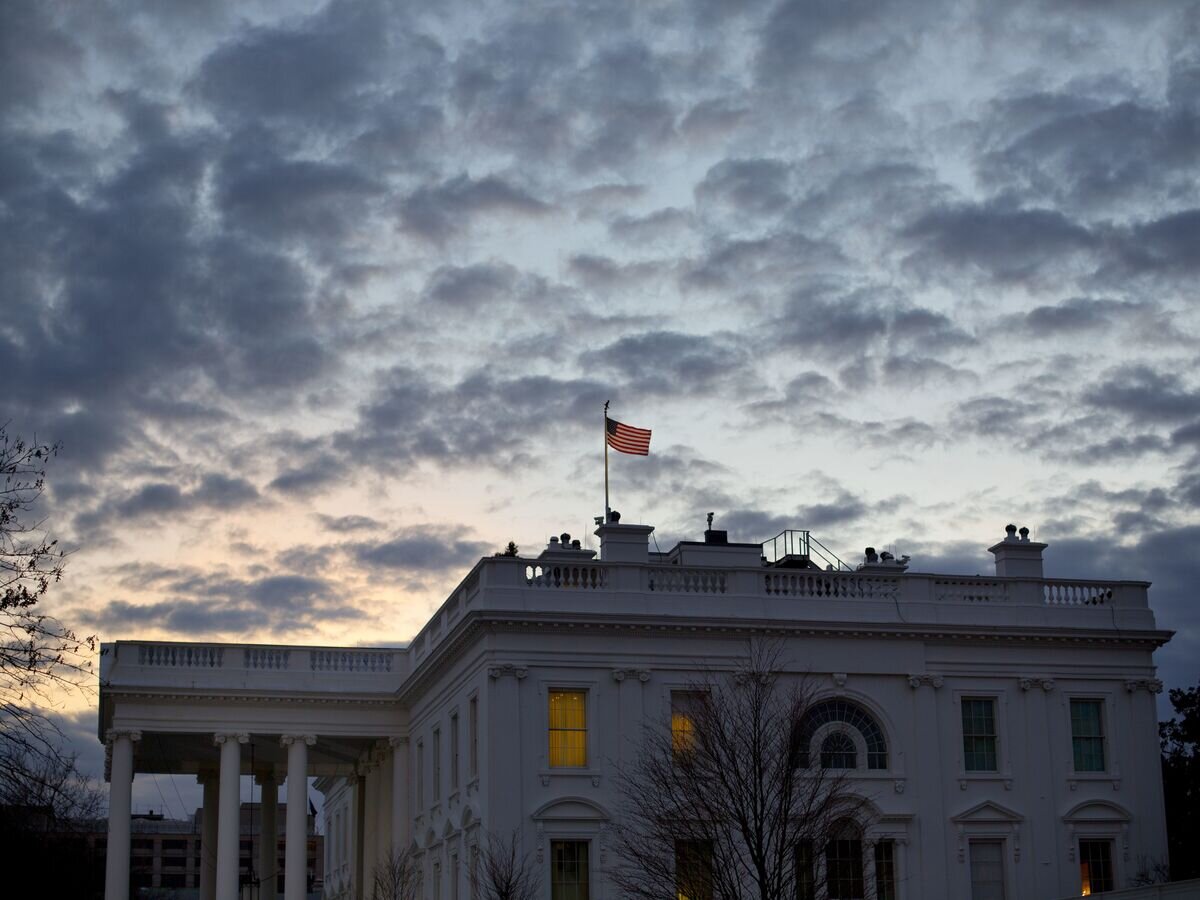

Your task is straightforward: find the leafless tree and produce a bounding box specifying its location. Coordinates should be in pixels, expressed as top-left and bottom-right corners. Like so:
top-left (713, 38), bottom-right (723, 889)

top-left (1, 424), bottom-right (95, 815)
top-left (371, 848), bottom-right (422, 900)
top-left (611, 641), bottom-right (876, 900)
top-left (476, 829), bottom-right (541, 900)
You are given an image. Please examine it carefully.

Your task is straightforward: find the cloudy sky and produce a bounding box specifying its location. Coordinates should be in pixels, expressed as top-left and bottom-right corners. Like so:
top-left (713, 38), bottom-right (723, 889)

top-left (4, 0), bottom-right (1198, 812)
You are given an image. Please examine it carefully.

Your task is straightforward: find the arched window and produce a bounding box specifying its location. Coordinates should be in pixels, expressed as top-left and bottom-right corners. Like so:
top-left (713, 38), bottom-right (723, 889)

top-left (820, 731), bottom-right (857, 769)
top-left (826, 821), bottom-right (865, 900)
top-left (797, 699), bottom-right (888, 769)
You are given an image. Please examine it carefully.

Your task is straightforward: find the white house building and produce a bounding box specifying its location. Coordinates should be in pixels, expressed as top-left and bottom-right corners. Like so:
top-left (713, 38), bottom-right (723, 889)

top-left (99, 519), bottom-right (1172, 900)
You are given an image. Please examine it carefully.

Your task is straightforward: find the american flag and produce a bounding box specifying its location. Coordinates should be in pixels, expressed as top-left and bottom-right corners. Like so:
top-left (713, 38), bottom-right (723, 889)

top-left (606, 417), bottom-right (651, 455)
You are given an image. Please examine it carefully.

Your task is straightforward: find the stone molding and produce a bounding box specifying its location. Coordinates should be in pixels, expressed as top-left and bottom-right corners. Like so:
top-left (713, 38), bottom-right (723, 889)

top-left (488, 664), bottom-right (528, 680)
top-left (907, 673), bottom-right (944, 689)
top-left (105, 728), bottom-right (143, 745)
top-left (1018, 677), bottom-right (1056, 692)
top-left (213, 732), bottom-right (249, 745)
top-left (1124, 678), bottom-right (1163, 693)
top-left (280, 734), bottom-right (317, 747)
top-left (611, 668), bottom-right (650, 682)
top-left (388, 736), bottom-right (409, 748)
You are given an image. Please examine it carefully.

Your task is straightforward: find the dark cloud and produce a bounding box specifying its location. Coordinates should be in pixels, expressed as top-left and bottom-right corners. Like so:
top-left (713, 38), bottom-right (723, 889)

top-left (423, 263), bottom-right (522, 312)
top-left (398, 174), bottom-right (552, 242)
top-left (904, 204), bottom-right (1095, 282)
top-left (579, 331), bottom-right (748, 396)
top-left (77, 473), bottom-right (260, 530)
top-left (352, 531), bottom-right (491, 572)
top-left (316, 514), bottom-right (385, 533)
top-left (1018, 297), bottom-right (1148, 336)
top-left (1082, 365), bottom-right (1200, 424)
top-left (695, 158), bottom-right (792, 217)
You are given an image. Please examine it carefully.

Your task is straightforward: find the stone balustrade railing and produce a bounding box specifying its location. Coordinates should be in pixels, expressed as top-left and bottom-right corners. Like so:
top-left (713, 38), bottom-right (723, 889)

top-left (114, 643), bottom-right (404, 681)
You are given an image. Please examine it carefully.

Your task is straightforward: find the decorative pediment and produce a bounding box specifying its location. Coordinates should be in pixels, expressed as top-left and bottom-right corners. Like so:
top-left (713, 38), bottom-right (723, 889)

top-left (531, 795), bottom-right (611, 822)
top-left (442, 818), bottom-right (458, 838)
top-left (1063, 799), bottom-right (1131, 823)
top-left (951, 800), bottom-right (1024, 824)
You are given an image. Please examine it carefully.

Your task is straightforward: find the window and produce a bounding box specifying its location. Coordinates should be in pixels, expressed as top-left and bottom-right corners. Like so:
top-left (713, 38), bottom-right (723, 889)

top-left (874, 841), bottom-right (896, 900)
top-left (968, 840), bottom-right (1005, 900)
top-left (551, 840), bottom-right (589, 900)
top-left (825, 822), bottom-right (864, 900)
top-left (820, 732), bottom-right (857, 769)
top-left (961, 698), bottom-right (998, 772)
top-left (1079, 840), bottom-right (1113, 895)
top-left (798, 700), bottom-right (888, 769)
top-left (451, 712), bottom-right (460, 791)
top-left (1071, 700), bottom-right (1106, 772)
top-left (672, 691), bottom-right (706, 758)
top-left (469, 696), bottom-right (479, 778)
top-left (549, 690), bottom-right (587, 767)
top-left (451, 852), bottom-right (460, 900)
top-left (795, 841), bottom-right (814, 900)
top-left (416, 740), bottom-right (425, 807)
top-left (675, 840), bottom-right (713, 900)
top-left (433, 727), bottom-right (442, 801)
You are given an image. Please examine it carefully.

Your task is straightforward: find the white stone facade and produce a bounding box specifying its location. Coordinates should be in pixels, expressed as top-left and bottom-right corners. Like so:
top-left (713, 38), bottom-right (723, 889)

top-left (100, 522), bottom-right (1171, 900)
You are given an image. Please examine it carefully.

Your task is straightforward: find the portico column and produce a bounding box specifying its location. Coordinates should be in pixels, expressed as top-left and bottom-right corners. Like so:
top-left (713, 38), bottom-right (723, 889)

top-left (389, 737), bottom-right (409, 852)
top-left (104, 729), bottom-right (141, 900)
top-left (214, 732), bottom-right (248, 900)
top-left (199, 771), bottom-right (218, 900)
top-left (258, 770), bottom-right (279, 899)
top-left (282, 734), bottom-right (316, 900)
top-left (375, 742), bottom-right (392, 865)
top-left (362, 760), bottom-right (378, 880)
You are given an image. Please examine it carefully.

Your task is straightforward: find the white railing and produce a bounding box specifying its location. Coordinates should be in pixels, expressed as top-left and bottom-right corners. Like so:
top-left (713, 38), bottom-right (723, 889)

top-left (525, 564), bottom-right (606, 589)
top-left (246, 647), bottom-right (290, 670)
top-left (137, 644), bottom-right (224, 667)
top-left (763, 572), bottom-right (900, 600)
top-left (936, 578), bottom-right (1008, 603)
top-left (310, 649), bottom-right (394, 673)
top-left (648, 567), bottom-right (727, 593)
top-left (1043, 582), bottom-right (1113, 606)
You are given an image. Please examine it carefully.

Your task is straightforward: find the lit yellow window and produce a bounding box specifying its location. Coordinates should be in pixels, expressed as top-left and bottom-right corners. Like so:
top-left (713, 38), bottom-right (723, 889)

top-left (672, 691), bottom-right (705, 757)
top-left (549, 690), bottom-right (587, 767)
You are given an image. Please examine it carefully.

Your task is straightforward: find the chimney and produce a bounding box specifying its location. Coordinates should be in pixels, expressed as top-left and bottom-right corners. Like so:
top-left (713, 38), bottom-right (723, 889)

top-left (987, 524), bottom-right (1047, 578)
top-left (593, 517), bottom-right (654, 563)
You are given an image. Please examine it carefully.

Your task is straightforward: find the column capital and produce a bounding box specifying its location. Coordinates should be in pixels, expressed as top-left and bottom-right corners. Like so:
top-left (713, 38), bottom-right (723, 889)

top-left (213, 732), bottom-right (249, 746)
top-left (280, 733), bottom-right (317, 747)
top-left (105, 728), bottom-right (143, 744)
top-left (388, 736), bottom-right (409, 748)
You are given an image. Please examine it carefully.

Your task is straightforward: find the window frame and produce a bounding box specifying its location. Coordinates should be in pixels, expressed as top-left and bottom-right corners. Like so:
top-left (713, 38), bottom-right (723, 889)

top-left (432, 726), bottom-right (442, 802)
top-left (967, 839), bottom-right (1007, 900)
top-left (549, 838), bottom-right (591, 900)
top-left (675, 839), bottom-right (714, 900)
top-left (670, 689), bottom-right (708, 761)
top-left (1069, 697), bottom-right (1107, 774)
top-left (1078, 838), bottom-right (1115, 895)
top-left (547, 686), bottom-right (591, 769)
top-left (450, 710), bottom-right (461, 793)
top-left (468, 693), bottom-right (479, 781)
top-left (416, 739), bottom-right (425, 809)
top-left (952, 688), bottom-right (1010, 780)
top-left (961, 696), bottom-right (1000, 773)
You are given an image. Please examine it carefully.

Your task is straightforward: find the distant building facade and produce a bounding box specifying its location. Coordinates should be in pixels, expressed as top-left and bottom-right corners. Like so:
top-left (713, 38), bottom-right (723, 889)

top-left (100, 520), bottom-right (1172, 900)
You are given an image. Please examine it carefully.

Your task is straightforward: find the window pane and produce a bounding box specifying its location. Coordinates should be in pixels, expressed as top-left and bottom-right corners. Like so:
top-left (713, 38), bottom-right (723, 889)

top-left (962, 698), bottom-right (998, 772)
top-left (549, 691), bottom-right (588, 767)
top-left (675, 840), bottom-right (713, 900)
top-left (969, 840), bottom-right (1005, 900)
top-left (825, 824), bottom-right (864, 900)
top-left (1071, 700), bottom-right (1106, 772)
top-left (1079, 840), bottom-right (1113, 894)
top-left (551, 841), bottom-right (589, 900)
top-left (795, 841), bottom-right (814, 900)
top-left (672, 691), bottom-right (706, 757)
top-left (820, 732), bottom-right (857, 769)
top-left (874, 841), bottom-right (896, 900)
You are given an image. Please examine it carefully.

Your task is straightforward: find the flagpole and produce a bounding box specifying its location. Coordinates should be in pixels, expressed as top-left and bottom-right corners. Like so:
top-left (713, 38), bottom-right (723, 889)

top-left (603, 400), bottom-right (610, 523)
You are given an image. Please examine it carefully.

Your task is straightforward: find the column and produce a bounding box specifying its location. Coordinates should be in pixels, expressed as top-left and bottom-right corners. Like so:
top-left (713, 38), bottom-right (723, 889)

top-left (282, 734), bottom-right (315, 900)
top-left (199, 772), bottom-right (218, 900)
top-left (376, 743), bottom-right (393, 865)
top-left (214, 732), bottom-right (247, 900)
top-left (390, 737), bottom-right (410, 852)
top-left (104, 729), bottom-right (141, 900)
top-left (258, 770), bottom-right (279, 899)
top-left (363, 761), bottom-right (378, 880)
top-left (354, 774), bottom-right (367, 900)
